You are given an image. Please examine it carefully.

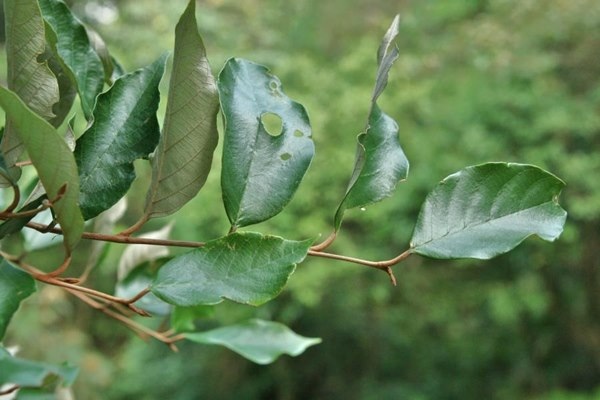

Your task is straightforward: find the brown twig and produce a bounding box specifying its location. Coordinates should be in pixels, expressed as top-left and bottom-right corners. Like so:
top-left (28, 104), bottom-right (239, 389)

top-left (310, 231), bottom-right (337, 252)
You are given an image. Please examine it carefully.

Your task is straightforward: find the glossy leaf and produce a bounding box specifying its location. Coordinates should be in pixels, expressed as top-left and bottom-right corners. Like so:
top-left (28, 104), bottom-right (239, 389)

top-left (0, 260), bottom-right (36, 340)
top-left (75, 55), bottom-right (166, 220)
top-left (219, 58), bottom-right (315, 228)
top-left (0, 86), bottom-right (84, 253)
top-left (151, 232), bottom-right (311, 306)
top-left (39, 0), bottom-right (105, 119)
top-left (185, 319), bottom-right (321, 365)
top-left (0, 349), bottom-right (77, 387)
top-left (410, 163), bottom-right (567, 259)
top-left (143, 0), bottom-right (219, 219)
top-left (334, 15), bottom-right (408, 231)
top-left (2, 0), bottom-right (60, 165)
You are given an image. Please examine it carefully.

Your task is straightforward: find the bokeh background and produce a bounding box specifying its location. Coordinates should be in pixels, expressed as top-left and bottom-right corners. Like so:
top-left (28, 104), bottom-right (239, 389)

top-left (2, 0), bottom-right (600, 398)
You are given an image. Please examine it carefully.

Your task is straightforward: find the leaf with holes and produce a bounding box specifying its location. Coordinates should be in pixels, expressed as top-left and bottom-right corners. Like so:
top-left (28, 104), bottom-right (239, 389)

top-left (185, 319), bottom-right (321, 365)
top-left (0, 86), bottom-right (84, 253)
top-left (410, 163), bottom-right (567, 259)
top-left (334, 15), bottom-right (408, 231)
top-left (75, 55), bottom-right (166, 220)
top-left (2, 0), bottom-right (59, 166)
top-left (39, 0), bottom-right (105, 119)
top-left (0, 260), bottom-right (36, 340)
top-left (219, 58), bottom-right (315, 229)
top-left (151, 232), bottom-right (311, 307)
top-left (142, 0), bottom-right (219, 220)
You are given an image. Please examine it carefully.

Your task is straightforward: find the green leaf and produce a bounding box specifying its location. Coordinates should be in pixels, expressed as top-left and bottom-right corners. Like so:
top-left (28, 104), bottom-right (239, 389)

top-left (0, 260), bottom-right (36, 340)
top-left (171, 305), bottom-right (215, 333)
top-left (219, 58), bottom-right (315, 229)
top-left (185, 319), bottom-right (321, 365)
top-left (151, 232), bottom-right (311, 306)
top-left (39, 0), bottom-right (105, 119)
top-left (334, 15), bottom-right (408, 231)
top-left (0, 86), bottom-right (84, 253)
top-left (410, 163), bottom-right (567, 259)
top-left (143, 0), bottom-right (219, 219)
top-left (0, 348), bottom-right (77, 387)
top-left (2, 0), bottom-right (60, 165)
top-left (75, 55), bottom-right (166, 220)
top-left (0, 150), bottom-right (21, 189)
top-left (44, 20), bottom-right (77, 128)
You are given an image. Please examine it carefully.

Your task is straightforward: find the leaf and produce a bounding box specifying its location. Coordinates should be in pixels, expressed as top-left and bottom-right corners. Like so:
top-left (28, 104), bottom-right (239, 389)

top-left (39, 0), bottom-right (105, 119)
top-left (0, 86), bottom-right (84, 253)
top-left (334, 15), bottom-right (408, 231)
top-left (86, 26), bottom-right (116, 84)
top-left (2, 0), bottom-right (60, 166)
top-left (0, 197), bottom-right (45, 240)
top-left (142, 0), bottom-right (219, 219)
top-left (0, 260), bottom-right (36, 340)
top-left (0, 348), bottom-right (77, 387)
top-left (151, 232), bottom-right (311, 306)
top-left (171, 305), bottom-right (215, 333)
top-left (410, 163), bottom-right (567, 259)
top-left (219, 58), bottom-right (315, 229)
top-left (0, 150), bottom-right (21, 189)
top-left (75, 55), bottom-right (166, 220)
top-left (44, 20), bottom-right (77, 128)
top-left (185, 319), bottom-right (321, 365)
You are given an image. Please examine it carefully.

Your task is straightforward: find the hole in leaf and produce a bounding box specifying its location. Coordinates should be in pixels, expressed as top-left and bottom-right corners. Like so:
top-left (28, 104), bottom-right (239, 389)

top-left (261, 112), bottom-right (283, 137)
top-left (280, 152), bottom-right (292, 161)
top-left (269, 80), bottom-right (279, 90)
top-left (294, 130), bottom-right (304, 138)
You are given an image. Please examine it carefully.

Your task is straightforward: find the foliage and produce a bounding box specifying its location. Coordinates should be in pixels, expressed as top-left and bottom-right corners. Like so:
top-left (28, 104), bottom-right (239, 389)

top-left (0, 0), bottom-right (581, 398)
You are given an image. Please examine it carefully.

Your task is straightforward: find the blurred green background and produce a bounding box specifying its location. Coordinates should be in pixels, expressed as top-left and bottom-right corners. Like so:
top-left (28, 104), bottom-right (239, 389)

top-left (2, 0), bottom-right (600, 398)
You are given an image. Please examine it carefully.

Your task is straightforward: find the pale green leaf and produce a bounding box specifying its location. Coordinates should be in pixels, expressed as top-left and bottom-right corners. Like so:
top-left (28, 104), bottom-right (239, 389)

top-left (334, 15), bottom-right (408, 231)
top-left (219, 58), bottom-right (315, 229)
top-left (143, 0), bottom-right (219, 219)
top-left (410, 163), bottom-right (567, 259)
top-left (39, 0), bottom-right (105, 119)
top-left (185, 319), bottom-right (321, 364)
top-left (0, 86), bottom-right (84, 253)
top-left (151, 232), bottom-right (311, 306)
top-left (75, 55), bottom-right (166, 220)
top-left (0, 260), bottom-right (36, 340)
top-left (2, 0), bottom-right (59, 165)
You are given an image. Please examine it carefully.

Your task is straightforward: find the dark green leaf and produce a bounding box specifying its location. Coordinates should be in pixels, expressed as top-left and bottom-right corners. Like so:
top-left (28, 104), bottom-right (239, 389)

top-left (171, 305), bottom-right (215, 333)
top-left (2, 0), bottom-right (60, 165)
top-left (0, 150), bottom-right (21, 188)
top-left (143, 0), bottom-right (219, 219)
top-left (0, 260), bottom-right (36, 340)
top-left (0, 348), bottom-right (77, 387)
top-left (185, 319), bottom-right (321, 364)
top-left (334, 15), bottom-right (408, 231)
top-left (86, 26), bottom-right (116, 84)
top-left (219, 58), bottom-right (315, 229)
top-left (151, 232), bottom-right (311, 306)
top-left (0, 197), bottom-right (45, 240)
top-left (39, 0), bottom-right (105, 119)
top-left (0, 86), bottom-right (84, 253)
top-left (75, 55), bottom-right (166, 220)
top-left (410, 163), bottom-right (567, 259)
top-left (44, 20), bottom-right (77, 128)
